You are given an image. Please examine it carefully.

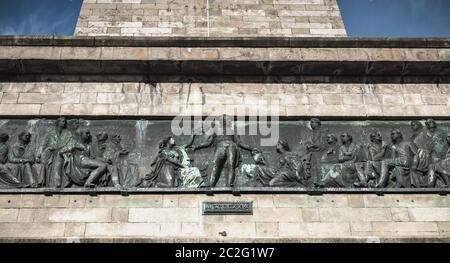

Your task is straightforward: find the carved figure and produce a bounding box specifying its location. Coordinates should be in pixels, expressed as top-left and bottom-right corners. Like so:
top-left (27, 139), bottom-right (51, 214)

top-left (0, 133), bottom-right (28, 188)
top-left (269, 140), bottom-right (310, 187)
top-left (190, 115), bottom-right (257, 187)
top-left (41, 117), bottom-right (76, 188)
top-left (143, 136), bottom-right (185, 188)
top-left (8, 131), bottom-right (44, 187)
top-left (374, 129), bottom-right (418, 188)
top-left (317, 133), bottom-right (365, 188)
top-left (62, 128), bottom-right (110, 188)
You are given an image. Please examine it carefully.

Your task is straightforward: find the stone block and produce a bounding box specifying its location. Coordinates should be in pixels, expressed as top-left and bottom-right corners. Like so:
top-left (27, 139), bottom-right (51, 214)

top-left (301, 208), bottom-right (320, 222)
top-left (64, 83), bottom-right (123, 93)
top-left (60, 47), bottom-right (101, 60)
top-left (20, 195), bottom-right (45, 208)
top-left (391, 208), bottom-right (410, 222)
top-left (40, 104), bottom-right (62, 115)
top-left (86, 195), bottom-right (163, 208)
top-left (17, 208), bottom-right (35, 222)
top-left (85, 223), bottom-right (161, 237)
top-left (32, 208), bottom-right (111, 223)
top-left (129, 208), bottom-right (199, 222)
top-left (64, 223), bottom-right (86, 237)
top-left (60, 104), bottom-right (120, 115)
top-left (0, 196), bottom-right (20, 208)
top-left (177, 195), bottom-right (200, 208)
top-left (15, 46), bottom-right (62, 60)
top-left (162, 196), bottom-right (179, 208)
top-left (18, 93), bottom-right (62, 104)
top-left (0, 223), bottom-right (66, 238)
top-left (0, 209), bottom-right (18, 222)
top-left (408, 208), bottom-right (450, 222)
top-left (403, 94), bottom-right (423, 105)
top-left (1, 93), bottom-right (19, 103)
top-left (278, 222), bottom-right (308, 237)
top-left (203, 223), bottom-right (256, 238)
top-left (181, 222), bottom-right (202, 235)
top-left (305, 222), bottom-right (351, 236)
top-left (160, 223), bottom-right (182, 236)
top-left (347, 195), bottom-right (365, 208)
top-left (112, 208), bottom-right (129, 223)
top-left (319, 208), bottom-right (392, 222)
top-left (256, 222), bottom-right (279, 237)
top-left (97, 93), bottom-right (139, 104)
top-left (43, 196), bottom-right (71, 208)
top-left (371, 222), bottom-right (439, 235)
top-left (342, 94), bottom-right (364, 105)
top-left (80, 93), bottom-right (98, 103)
top-left (181, 48), bottom-right (219, 60)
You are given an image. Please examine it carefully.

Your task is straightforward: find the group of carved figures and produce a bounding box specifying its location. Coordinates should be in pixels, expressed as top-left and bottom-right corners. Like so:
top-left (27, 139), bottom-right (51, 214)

top-left (0, 117), bottom-right (139, 189)
top-left (1, 116), bottom-right (450, 190)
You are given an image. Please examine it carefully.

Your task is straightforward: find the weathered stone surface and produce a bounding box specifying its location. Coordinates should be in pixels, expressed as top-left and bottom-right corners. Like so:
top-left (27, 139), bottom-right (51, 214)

top-left (33, 208), bottom-right (112, 223)
top-left (75, 0), bottom-right (347, 37)
top-left (0, 223), bottom-right (66, 238)
top-left (129, 208), bottom-right (199, 222)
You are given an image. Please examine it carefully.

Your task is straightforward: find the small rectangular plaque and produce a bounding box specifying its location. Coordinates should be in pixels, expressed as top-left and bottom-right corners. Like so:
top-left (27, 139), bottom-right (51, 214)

top-left (202, 201), bottom-right (253, 215)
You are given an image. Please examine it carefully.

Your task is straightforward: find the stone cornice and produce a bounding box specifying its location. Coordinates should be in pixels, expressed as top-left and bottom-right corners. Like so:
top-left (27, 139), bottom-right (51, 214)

top-left (0, 36), bottom-right (449, 48)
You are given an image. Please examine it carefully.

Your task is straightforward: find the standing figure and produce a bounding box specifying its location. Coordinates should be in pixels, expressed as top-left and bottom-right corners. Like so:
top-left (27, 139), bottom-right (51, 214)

top-left (8, 131), bottom-right (44, 187)
top-left (0, 133), bottom-right (28, 189)
top-left (41, 117), bottom-right (76, 188)
top-left (374, 129), bottom-right (418, 188)
top-left (426, 133), bottom-right (450, 187)
top-left (95, 132), bottom-right (121, 189)
top-left (142, 136), bottom-right (185, 188)
top-left (410, 120), bottom-right (425, 144)
top-left (305, 118), bottom-right (327, 185)
top-left (269, 140), bottom-right (309, 187)
top-left (190, 115), bottom-right (257, 187)
top-left (356, 130), bottom-right (389, 187)
top-left (109, 134), bottom-right (141, 188)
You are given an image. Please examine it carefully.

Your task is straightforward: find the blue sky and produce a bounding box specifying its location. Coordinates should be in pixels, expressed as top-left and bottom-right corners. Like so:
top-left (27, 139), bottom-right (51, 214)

top-left (337, 0), bottom-right (450, 37)
top-left (0, 0), bottom-right (449, 37)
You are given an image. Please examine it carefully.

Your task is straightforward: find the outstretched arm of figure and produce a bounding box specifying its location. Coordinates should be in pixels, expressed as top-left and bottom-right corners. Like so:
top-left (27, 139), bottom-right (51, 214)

top-left (185, 134), bottom-right (195, 148)
top-left (192, 134), bottom-right (214, 150)
top-left (235, 135), bottom-right (257, 152)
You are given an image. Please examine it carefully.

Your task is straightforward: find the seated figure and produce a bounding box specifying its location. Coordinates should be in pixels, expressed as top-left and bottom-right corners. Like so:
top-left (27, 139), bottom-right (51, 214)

top-left (8, 131), bottom-right (44, 188)
top-left (427, 132), bottom-right (450, 187)
top-left (0, 133), bottom-right (28, 189)
top-left (62, 128), bottom-right (111, 188)
top-left (269, 140), bottom-right (310, 187)
top-left (373, 129), bottom-right (418, 188)
top-left (317, 133), bottom-right (365, 188)
top-left (354, 130), bottom-right (390, 187)
top-left (242, 150), bottom-right (275, 187)
top-left (142, 136), bottom-right (185, 188)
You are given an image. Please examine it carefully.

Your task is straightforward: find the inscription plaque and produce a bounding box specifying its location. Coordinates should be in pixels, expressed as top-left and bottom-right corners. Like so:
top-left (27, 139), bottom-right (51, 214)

top-left (202, 202), bottom-right (253, 215)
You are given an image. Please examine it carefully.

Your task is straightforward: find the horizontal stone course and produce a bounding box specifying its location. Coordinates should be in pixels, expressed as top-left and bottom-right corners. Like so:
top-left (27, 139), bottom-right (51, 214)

top-left (2, 46), bottom-right (449, 61)
top-left (0, 194), bottom-right (449, 240)
top-left (1, 82), bottom-right (449, 117)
